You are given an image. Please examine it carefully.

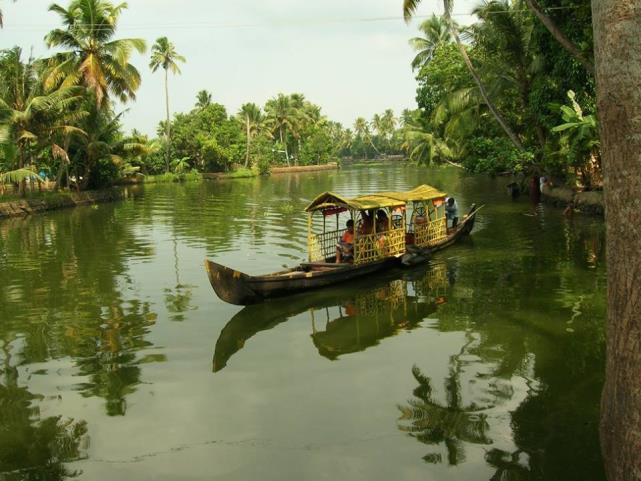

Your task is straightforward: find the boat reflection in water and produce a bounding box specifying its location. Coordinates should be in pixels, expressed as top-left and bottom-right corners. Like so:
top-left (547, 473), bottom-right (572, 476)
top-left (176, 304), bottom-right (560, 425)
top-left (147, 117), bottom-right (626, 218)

top-left (212, 263), bottom-right (451, 372)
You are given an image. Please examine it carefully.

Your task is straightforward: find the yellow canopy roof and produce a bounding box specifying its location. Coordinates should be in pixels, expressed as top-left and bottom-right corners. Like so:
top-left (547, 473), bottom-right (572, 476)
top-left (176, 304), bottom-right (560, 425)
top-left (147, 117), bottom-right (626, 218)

top-left (305, 191), bottom-right (406, 212)
top-left (375, 184), bottom-right (447, 202)
top-left (304, 184), bottom-right (446, 213)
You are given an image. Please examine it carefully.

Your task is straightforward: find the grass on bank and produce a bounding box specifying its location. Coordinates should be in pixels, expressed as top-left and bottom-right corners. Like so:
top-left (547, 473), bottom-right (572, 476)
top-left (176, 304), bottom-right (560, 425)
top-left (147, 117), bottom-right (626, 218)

top-left (142, 171), bottom-right (203, 183)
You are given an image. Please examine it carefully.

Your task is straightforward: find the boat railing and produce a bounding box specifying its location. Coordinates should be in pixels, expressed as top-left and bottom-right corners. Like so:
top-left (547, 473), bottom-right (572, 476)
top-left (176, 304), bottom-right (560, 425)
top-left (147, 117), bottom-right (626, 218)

top-left (354, 227), bottom-right (405, 265)
top-left (308, 228), bottom-right (346, 262)
top-left (414, 218), bottom-right (447, 247)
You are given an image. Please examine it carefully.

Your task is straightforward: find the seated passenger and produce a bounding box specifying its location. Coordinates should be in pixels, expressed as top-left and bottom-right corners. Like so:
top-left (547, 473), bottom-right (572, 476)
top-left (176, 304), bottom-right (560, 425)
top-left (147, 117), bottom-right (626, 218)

top-left (336, 219), bottom-right (355, 263)
top-left (376, 210), bottom-right (389, 252)
top-left (359, 210), bottom-right (374, 235)
top-left (376, 210), bottom-right (389, 232)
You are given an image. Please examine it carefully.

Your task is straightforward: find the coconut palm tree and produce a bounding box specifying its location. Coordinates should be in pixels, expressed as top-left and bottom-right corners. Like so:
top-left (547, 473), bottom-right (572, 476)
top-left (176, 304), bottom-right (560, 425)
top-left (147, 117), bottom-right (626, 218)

top-left (150, 36), bottom-right (186, 173)
top-left (264, 94), bottom-right (296, 166)
top-left (472, 0), bottom-right (546, 147)
top-left (195, 90), bottom-right (212, 109)
top-left (402, 120), bottom-right (452, 165)
top-left (409, 14), bottom-right (451, 70)
top-left (403, 0), bottom-right (523, 151)
top-left (354, 116), bottom-right (380, 156)
top-left (237, 103), bottom-right (264, 168)
top-left (0, 47), bottom-right (84, 194)
top-left (44, 0), bottom-right (146, 107)
top-left (381, 109), bottom-right (397, 151)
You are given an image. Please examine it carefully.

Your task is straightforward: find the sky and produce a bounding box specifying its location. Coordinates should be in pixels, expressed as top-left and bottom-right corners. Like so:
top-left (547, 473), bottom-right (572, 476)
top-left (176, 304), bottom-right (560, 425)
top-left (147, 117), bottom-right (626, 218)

top-left (1, 0), bottom-right (477, 136)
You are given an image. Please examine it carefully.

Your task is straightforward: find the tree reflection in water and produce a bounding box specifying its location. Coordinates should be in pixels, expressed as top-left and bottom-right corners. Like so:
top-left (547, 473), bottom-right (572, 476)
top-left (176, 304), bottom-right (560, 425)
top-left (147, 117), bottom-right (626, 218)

top-left (0, 341), bottom-right (88, 480)
top-left (398, 362), bottom-right (492, 466)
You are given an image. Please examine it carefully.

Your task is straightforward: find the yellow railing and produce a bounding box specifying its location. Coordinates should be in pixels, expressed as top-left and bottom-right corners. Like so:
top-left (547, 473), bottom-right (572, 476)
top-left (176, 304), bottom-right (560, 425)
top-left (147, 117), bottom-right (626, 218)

top-left (354, 227), bottom-right (405, 265)
top-left (414, 218), bottom-right (447, 247)
top-left (308, 228), bottom-right (346, 262)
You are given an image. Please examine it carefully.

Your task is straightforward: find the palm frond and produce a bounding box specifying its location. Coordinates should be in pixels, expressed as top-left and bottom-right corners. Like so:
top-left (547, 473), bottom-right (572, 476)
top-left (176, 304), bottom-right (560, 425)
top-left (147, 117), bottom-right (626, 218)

top-left (403, 0), bottom-right (422, 22)
top-left (0, 167), bottom-right (43, 184)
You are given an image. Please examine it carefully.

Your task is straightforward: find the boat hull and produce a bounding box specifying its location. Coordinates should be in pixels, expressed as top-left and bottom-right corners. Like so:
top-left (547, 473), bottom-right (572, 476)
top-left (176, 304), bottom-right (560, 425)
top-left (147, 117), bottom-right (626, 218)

top-left (205, 256), bottom-right (399, 305)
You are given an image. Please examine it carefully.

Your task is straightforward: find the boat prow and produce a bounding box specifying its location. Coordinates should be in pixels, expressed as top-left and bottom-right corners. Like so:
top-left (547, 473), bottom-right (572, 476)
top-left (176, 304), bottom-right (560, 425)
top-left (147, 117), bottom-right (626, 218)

top-left (204, 260), bottom-right (260, 305)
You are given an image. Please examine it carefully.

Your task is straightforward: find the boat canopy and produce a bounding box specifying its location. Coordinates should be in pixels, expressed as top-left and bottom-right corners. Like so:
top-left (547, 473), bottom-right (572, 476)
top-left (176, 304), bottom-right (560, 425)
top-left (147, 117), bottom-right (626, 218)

top-left (304, 185), bottom-right (446, 213)
top-left (375, 184), bottom-right (447, 203)
top-left (304, 191), bottom-right (406, 213)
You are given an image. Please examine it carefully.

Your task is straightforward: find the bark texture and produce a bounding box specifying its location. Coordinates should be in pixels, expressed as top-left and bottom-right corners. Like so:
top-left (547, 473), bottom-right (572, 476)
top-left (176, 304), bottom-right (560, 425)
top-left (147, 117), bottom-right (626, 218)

top-left (592, 1), bottom-right (641, 479)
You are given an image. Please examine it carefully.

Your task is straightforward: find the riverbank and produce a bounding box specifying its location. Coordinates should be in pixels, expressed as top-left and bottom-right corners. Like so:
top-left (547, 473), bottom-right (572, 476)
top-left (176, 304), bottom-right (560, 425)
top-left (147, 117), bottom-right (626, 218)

top-left (0, 163), bottom-right (340, 219)
top-left (270, 162), bottom-right (339, 174)
top-left (0, 188), bottom-right (140, 219)
top-left (541, 184), bottom-right (604, 216)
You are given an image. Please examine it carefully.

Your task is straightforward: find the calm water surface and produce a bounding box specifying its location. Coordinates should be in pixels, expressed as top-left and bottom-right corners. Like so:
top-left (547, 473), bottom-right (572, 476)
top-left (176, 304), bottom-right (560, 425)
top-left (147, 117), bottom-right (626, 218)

top-left (0, 164), bottom-right (606, 480)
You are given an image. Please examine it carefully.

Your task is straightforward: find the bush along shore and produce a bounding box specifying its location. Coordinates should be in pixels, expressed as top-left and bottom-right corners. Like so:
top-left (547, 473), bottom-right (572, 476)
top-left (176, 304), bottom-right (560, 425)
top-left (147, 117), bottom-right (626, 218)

top-left (0, 163), bottom-right (340, 219)
top-left (0, 188), bottom-right (141, 219)
top-left (541, 184), bottom-right (604, 216)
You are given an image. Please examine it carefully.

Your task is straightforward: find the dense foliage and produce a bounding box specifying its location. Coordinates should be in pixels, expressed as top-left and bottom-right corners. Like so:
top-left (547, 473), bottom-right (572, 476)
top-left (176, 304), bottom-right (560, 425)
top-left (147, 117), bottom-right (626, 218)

top-left (406, 0), bottom-right (599, 187)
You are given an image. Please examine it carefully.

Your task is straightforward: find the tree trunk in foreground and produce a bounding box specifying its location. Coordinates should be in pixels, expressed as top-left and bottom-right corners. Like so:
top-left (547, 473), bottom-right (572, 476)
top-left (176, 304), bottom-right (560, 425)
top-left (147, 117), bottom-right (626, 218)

top-left (525, 0), bottom-right (595, 75)
top-left (592, 1), bottom-right (641, 479)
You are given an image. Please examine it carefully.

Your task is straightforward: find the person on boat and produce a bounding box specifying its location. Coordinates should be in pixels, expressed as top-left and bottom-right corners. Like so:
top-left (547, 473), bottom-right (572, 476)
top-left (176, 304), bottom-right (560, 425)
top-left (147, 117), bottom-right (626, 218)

top-left (359, 210), bottom-right (374, 235)
top-left (445, 197), bottom-right (459, 229)
top-left (376, 210), bottom-right (389, 232)
top-left (376, 210), bottom-right (389, 252)
top-left (336, 219), bottom-right (355, 263)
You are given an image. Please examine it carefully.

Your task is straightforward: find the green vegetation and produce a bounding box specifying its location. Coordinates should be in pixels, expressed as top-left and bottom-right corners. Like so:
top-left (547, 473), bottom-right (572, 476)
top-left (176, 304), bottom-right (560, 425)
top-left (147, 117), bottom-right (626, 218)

top-left (403, 0), bottom-right (599, 188)
top-left (0, 0), bottom-right (408, 199)
top-left (0, 0), bottom-right (601, 200)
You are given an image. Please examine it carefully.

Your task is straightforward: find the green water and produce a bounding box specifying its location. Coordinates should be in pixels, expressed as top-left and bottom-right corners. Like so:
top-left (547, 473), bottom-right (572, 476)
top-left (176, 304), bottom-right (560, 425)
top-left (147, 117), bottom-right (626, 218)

top-left (0, 164), bottom-right (606, 480)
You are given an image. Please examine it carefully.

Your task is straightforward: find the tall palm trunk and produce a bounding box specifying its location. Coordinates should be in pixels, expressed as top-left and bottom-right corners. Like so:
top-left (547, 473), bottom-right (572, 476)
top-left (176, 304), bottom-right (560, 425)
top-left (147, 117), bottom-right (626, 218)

top-left (279, 126), bottom-right (290, 166)
top-left (164, 68), bottom-right (170, 173)
top-left (525, 0), bottom-right (594, 75)
top-left (445, 10), bottom-right (524, 151)
top-left (592, 1), bottom-right (641, 480)
top-left (244, 114), bottom-right (250, 168)
top-left (17, 144), bottom-right (26, 196)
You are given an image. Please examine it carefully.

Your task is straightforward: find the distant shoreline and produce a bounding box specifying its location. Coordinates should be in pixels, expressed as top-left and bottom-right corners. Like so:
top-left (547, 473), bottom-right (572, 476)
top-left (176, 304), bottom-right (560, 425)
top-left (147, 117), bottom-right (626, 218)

top-left (0, 163), bottom-right (340, 220)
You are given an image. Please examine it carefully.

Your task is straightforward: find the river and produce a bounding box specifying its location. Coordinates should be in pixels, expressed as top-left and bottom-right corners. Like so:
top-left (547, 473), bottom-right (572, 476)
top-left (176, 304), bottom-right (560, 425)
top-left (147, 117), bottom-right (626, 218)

top-left (0, 163), bottom-right (606, 480)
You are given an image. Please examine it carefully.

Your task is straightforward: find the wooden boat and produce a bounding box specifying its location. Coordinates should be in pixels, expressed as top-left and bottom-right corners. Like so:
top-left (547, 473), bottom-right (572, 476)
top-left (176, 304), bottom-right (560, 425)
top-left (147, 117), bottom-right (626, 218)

top-left (205, 185), bottom-right (480, 305)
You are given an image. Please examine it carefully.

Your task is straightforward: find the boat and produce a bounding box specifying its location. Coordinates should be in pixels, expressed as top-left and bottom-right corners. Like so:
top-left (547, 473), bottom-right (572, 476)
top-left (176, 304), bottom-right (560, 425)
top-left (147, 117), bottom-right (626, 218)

top-left (205, 185), bottom-right (480, 305)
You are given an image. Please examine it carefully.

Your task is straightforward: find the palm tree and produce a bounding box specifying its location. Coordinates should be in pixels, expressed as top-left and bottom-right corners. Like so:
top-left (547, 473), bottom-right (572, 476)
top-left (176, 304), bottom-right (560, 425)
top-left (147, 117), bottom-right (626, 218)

top-left (354, 116), bottom-right (380, 157)
top-left (195, 90), bottom-right (212, 109)
top-left (403, 0), bottom-right (523, 151)
top-left (237, 103), bottom-right (264, 168)
top-left (150, 37), bottom-right (186, 173)
top-left (381, 109), bottom-right (397, 151)
top-left (402, 117), bottom-right (452, 165)
top-left (409, 14), bottom-right (451, 70)
top-left (0, 47), bottom-right (83, 194)
top-left (264, 94), bottom-right (296, 166)
top-left (472, 0), bottom-right (546, 147)
top-left (44, 0), bottom-right (146, 107)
